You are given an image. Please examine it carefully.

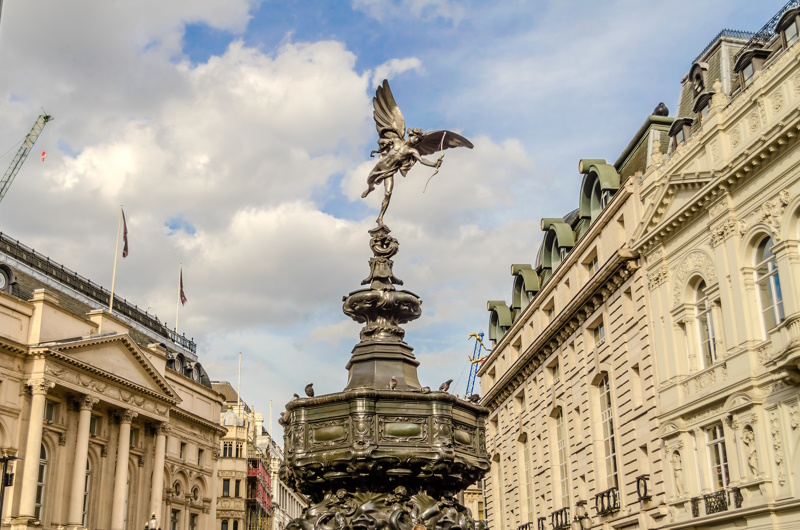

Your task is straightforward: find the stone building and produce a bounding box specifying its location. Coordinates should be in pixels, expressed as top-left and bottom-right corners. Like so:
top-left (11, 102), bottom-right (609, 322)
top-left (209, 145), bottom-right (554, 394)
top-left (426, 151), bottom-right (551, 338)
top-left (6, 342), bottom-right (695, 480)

top-left (479, 107), bottom-right (668, 529)
top-left (0, 233), bottom-right (225, 530)
top-left (632, 3), bottom-right (800, 528)
top-left (211, 383), bottom-right (271, 530)
top-left (480, 2), bottom-right (800, 530)
top-left (254, 430), bottom-right (304, 530)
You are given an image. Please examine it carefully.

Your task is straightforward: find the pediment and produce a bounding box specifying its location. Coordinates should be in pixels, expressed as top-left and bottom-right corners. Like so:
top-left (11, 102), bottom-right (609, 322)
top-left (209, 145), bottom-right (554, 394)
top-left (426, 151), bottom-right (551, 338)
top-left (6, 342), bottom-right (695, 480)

top-left (724, 391), bottom-right (755, 413)
top-left (46, 333), bottom-right (177, 401)
top-left (657, 420), bottom-right (684, 438)
top-left (635, 174), bottom-right (715, 245)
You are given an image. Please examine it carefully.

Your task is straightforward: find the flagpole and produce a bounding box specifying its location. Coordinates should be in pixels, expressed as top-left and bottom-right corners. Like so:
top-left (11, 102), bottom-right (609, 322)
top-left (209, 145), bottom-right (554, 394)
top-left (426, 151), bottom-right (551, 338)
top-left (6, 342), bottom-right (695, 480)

top-left (175, 263), bottom-right (182, 334)
top-left (109, 206), bottom-right (122, 312)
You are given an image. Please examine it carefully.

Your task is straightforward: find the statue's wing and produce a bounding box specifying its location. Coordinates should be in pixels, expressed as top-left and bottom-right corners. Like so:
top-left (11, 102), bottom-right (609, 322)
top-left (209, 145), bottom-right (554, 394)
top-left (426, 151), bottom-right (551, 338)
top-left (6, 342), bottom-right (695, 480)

top-left (373, 80), bottom-right (405, 140)
top-left (416, 130), bottom-right (474, 156)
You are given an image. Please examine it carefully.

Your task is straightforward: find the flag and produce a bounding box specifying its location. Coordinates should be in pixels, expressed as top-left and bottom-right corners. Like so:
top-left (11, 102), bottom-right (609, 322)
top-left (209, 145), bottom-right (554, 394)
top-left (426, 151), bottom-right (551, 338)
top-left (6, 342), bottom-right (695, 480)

top-left (121, 208), bottom-right (129, 258)
top-left (179, 268), bottom-right (187, 305)
top-left (41, 151), bottom-right (46, 163)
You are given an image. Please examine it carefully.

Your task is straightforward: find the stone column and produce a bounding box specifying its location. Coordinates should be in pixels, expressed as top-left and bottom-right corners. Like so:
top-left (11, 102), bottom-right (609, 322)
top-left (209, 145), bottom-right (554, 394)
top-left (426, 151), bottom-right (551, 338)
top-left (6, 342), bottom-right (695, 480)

top-left (207, 446), bottom-right (219, 530)
top-left (68, 395), bottom-right (99, 527)
top-left (18, 378), bottom-right (55, 519)
top-left (110, 410), bottom-right (137, 530)
top-left (150, 423), bottom-right (169, 523)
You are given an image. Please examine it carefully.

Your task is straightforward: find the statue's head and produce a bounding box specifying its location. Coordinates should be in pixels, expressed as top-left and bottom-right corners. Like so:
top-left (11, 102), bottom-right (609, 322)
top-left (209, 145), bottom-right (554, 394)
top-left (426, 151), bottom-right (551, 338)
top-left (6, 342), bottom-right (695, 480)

top-left (407, 128), bottom-right (424, 142)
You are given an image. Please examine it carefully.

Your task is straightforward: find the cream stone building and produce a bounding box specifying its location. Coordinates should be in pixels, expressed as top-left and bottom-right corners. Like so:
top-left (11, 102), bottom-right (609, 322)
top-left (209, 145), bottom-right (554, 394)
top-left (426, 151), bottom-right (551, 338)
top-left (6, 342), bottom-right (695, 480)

top-left (210, 383), bottom-right (271, 530)
top-left (254, 431), bottom-right (304, 530)
top-left (0, 234), bottom-right (225, 530)
top-left (479, 112), bottom-right (668, 529)
top-left (632, 3), bottom-right (800, 528)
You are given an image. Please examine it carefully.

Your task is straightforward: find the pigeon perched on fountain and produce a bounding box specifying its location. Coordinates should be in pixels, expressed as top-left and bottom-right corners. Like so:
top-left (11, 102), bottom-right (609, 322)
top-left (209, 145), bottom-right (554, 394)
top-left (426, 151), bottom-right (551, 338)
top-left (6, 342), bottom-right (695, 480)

top-left (439, 379), bottom-right (453, 392)
top-left (305, 383), bottom-right (314, 397)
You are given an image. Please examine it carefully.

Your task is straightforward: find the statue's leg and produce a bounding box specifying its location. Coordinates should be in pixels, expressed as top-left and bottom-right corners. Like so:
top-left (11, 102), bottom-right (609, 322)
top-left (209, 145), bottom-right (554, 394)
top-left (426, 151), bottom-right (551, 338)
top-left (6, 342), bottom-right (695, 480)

top-left (362, 169), bottom-right (383, 198)
top-left (376, 177), bottom-right (394, 226)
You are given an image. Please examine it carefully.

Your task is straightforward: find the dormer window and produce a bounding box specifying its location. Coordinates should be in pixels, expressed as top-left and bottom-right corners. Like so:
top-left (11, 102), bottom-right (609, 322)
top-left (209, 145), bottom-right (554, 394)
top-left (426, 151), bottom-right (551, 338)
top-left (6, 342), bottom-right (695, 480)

top-left (668, 117), bottom-right (694, 149)
top-left (693, 72), bottom-right (704, 94)
top-left (688, 62), bottom-right (708, 97)
top-left (742, 62), bottom-right (755, 87)
top-left (786, 20), bottom-right (798, 46)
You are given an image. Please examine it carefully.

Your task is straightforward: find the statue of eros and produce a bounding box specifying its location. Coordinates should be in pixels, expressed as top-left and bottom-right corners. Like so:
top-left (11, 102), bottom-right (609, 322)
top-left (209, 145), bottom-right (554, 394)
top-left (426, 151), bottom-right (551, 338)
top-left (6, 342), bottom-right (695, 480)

top-left (362, 79), bottom-right (474, 226)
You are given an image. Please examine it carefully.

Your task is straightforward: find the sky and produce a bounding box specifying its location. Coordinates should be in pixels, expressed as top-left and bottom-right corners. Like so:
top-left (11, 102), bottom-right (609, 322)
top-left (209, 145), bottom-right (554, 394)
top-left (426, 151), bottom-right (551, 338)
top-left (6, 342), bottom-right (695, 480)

top-left (0, 0), bottom-right (786, 439)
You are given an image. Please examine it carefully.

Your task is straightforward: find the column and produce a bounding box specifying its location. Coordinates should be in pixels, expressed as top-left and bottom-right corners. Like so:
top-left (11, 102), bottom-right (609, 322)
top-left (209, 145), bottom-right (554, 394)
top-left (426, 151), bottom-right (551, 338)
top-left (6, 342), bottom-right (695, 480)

top-left (67, 395), bottom-right (98, 527)
top-left (110, 410), bottom-right (137, 530)
top-left (18, 378), bottom-right (55, 519)
top-left (207, 445), bottom-right (219, 530)
top-left (150, 423), bottom-right (169, 523)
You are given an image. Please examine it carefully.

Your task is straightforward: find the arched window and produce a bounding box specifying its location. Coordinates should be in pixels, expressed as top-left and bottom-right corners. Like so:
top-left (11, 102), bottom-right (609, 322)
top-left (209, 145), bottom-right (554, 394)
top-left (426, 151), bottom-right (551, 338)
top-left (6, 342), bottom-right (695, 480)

top-left (599, 375), bottom-right (618, 489)
top-left (221, 521), bottom-right (229, 530)
top-left (695, 280), bottom-right (717, 367)
top-left (554, 410), bottom-right (569, 508)
top-left (35, 444), bottom-right (47, 520)
top-left (82, 460), bottom-right (91, 527)
top-left (756, 237), bottom-right (785, 331)
top-left (233, 521), bottom-right (239, 530)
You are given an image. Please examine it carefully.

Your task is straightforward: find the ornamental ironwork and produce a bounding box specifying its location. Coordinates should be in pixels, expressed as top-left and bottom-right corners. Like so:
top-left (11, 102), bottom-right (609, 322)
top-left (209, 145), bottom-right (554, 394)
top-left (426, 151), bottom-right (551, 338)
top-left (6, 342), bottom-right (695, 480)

top-left (704, 489), bottom-right (728, 515)
top-left (636, 474), bottom-right (651, 502)
top-left (536, 517), bottom-right (546, 530)
top-left (551, 508), bottom-right (570, 530)
top-left (729, 486), bottom-right (744, 509)
top-left (691, 497), bottom-right (701, 518)
top-left (733, 0), bottom-right (800, 65)
top-left (594, 487), bottom-right (620, 516)
top-left (517, 523), bottom-right (533, 530)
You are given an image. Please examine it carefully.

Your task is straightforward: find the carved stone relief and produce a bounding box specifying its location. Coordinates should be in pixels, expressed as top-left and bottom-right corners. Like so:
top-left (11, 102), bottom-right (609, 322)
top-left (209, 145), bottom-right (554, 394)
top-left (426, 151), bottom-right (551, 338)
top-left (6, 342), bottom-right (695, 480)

top-left (671, 450), bottom-right (685, 496)
top-left (754, 189), bottom-right (791, 241)
top-left (647, 266), bottom-right (668, 290)
top-left (770, 410), bottom-right (787, 486)
top-left (793, 73), bottom-right (800, 95)
top-left (742, 425), bottom-right (760, 478)
top-left (748, 112), bottom-right (761, 133)
top-left (771, 90), bottom-right (784, 113)
top-left (730, 126), bottom-right (741, 148)
top-left (673, 250), bottom-right (717, 304)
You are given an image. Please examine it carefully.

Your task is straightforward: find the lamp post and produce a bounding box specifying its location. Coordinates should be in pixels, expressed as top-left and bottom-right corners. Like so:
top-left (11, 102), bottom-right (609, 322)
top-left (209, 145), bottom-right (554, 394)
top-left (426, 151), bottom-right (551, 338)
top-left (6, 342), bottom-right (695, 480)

top-left (571, 501), bottom-right (591, 530)
top-left (0, 455), bottom-right (21, 522)
top-left (148, 513), bottom-right (158, 530)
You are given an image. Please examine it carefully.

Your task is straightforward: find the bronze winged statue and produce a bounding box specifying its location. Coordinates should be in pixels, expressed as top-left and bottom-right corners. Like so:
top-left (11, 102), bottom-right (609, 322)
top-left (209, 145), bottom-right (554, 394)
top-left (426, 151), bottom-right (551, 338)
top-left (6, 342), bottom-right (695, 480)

top-left (363, 79), bottom-right (474, 226)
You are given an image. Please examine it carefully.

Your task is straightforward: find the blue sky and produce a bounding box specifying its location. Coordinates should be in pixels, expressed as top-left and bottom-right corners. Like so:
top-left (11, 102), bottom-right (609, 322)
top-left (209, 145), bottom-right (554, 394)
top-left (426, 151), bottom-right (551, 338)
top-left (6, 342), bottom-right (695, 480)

top-left (0, 0), bottom-right (787, 438)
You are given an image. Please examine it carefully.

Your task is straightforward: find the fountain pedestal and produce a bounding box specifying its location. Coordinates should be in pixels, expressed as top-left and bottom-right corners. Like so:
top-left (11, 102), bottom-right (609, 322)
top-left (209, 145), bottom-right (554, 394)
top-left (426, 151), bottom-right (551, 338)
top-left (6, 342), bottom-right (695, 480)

top-left (281, 226), bottom-right (489, 530)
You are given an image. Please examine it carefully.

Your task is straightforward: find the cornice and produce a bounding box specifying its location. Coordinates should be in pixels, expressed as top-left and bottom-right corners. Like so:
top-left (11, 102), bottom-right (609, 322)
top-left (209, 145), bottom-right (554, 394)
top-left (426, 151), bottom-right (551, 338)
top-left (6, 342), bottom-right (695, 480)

top-left (170, 407), bottom-right (227, 435)
top-left (0, 335), bottom-right (27, 356)
top-left (479, 185), bottom-right (633, 374)
top-left (481, 250), bottom-right (639, 410)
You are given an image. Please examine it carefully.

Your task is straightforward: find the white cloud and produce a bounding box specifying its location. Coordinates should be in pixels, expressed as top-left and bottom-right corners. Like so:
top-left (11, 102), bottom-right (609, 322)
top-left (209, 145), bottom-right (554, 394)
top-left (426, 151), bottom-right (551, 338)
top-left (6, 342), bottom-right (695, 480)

top-left (352, 0), bottom-right (464, 23)
top-left (370, 57), bottom-right (423, 88)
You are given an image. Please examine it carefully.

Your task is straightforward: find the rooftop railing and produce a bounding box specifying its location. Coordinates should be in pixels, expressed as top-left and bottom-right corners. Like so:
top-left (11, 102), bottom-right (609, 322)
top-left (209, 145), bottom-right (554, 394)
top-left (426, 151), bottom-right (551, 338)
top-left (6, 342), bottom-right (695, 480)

top-left (733, 0), bottom-right (800, 65)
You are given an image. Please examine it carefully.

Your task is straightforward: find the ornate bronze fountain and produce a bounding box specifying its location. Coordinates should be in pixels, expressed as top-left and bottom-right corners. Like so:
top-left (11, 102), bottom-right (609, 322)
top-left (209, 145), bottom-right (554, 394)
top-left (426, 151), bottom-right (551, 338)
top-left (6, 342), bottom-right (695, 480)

top-left (281, 80), bottom-right (488, 530)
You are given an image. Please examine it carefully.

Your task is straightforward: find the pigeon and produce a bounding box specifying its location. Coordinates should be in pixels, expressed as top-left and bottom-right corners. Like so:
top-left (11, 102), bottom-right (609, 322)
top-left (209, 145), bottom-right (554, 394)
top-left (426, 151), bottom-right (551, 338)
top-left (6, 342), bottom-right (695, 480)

top-left (468, 394), bottom-right (480, 403)
top-left (390, 376), bottom-right (398, 390)
top-left (439, 379), bottom-right (453, 392)
top-left (280, 409), bottom-right (291, 425)
top-left (292, 393), bottom-right (300, 400)
top-left (418, 386), bottom-right (431, 394)
top-left (653, 102), bottom-right (669, 116)
top-left (305, 383), bottom-right (315, 397)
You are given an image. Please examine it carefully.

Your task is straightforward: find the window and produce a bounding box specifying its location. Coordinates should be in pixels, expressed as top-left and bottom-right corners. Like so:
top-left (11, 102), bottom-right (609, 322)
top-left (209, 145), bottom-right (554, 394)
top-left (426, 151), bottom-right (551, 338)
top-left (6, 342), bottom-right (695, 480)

top-left (555, 411), bottom-right (569, 508)
top-left (82, 461), bottom-right (91, 527)
top-left (222, 521), bottom-right (229, 530)
top-left (550, 361), bottom-right (560, 385)
top-left (235, 479), bottom-right (241, 498)
top-left (694, 280), bottom-right (718, 367)
top-left (222, 479), bottom-right (230, 497)
top-left (622, 288), bottom-right (633, 318)
top-left (233, 522), bottom-right (238, 530)
top-left (89, 415), bottom-right (99, 437)
top-left (35, 444), bottom-right (47, 520)
top-left (706, 424), bottom-right (730, 489)
top-left (743, 62), bottom-right (755, 87)
top-left (235, 442), bottom-right (243, 458)
top-left (223, 442), bottom-right (233, 458)
top-left (44, 401), bottom-right (58, 423)
top-left (197, 449), bottom-right (204, 466)
top-left (586, 255), bottom-right (599, 275)
top-left (592, 322), bottom-right (606, 346)
top-left (675, 128), bottom-right (685, 145)
top-left (787, 20), bottom-right (799, 47)
top-left (171, 510), bottom-right (179, 530)
top-left (522, 438), bottom-right (534, 520)
top-left (190, 514), bottom-right (198, 530)
top-left (756, 237), bottom-right (785, 331)
top-left (179, 442), bottom-right (186, 460)
top-left (192, 487), bottom-right (199, 502)
top-left (129, 427), bottom-right (139, 448)
top-left (599, 375), bottom-right (618, 489)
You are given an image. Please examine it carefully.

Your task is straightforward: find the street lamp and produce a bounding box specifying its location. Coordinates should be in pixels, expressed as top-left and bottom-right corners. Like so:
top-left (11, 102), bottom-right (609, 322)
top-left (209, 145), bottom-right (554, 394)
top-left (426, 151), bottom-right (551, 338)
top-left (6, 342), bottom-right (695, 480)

top-left (0, 455), bottom-right (22, 522)
top-left (571, 501), bottom-right (591, 530)
top-left (148, 513), bottom-right (158, 530)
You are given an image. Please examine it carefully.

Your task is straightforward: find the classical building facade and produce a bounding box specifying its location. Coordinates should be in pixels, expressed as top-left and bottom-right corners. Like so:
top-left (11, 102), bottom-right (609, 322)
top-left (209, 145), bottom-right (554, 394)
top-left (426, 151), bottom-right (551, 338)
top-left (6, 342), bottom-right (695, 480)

top-left (210, 383), bottom-right (271, 530)
top-left (0, 233), bottom-right (225, 530)
top-left (480, 2), bottom-right (800, 530)
top-left (633, 3), bottom-right (800, 528)
top-left (254, 431), bottom-right (305, 530)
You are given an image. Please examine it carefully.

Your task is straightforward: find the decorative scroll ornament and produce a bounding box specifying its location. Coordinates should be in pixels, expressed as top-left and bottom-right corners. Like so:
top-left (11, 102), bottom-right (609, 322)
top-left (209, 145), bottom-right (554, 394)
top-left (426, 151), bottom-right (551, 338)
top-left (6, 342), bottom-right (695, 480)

top-left (770, 411), bottom-right (787, 486)
top-left (673, 250), bottom-right (717, 304)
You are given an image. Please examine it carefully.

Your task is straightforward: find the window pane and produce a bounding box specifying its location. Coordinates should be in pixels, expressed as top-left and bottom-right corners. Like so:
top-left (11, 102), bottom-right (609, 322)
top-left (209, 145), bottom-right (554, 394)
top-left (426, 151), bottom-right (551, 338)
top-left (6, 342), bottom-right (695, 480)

top-left (787, 21), bottom-right (798, 46)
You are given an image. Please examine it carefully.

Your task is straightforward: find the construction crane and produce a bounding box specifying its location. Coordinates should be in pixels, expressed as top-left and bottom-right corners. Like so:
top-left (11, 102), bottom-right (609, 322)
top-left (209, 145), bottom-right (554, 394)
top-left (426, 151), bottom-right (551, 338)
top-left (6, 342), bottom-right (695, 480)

top-left (465, 332), bottom-right (490, 396)
top-left (0, 113), bottom-right (52, 203)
